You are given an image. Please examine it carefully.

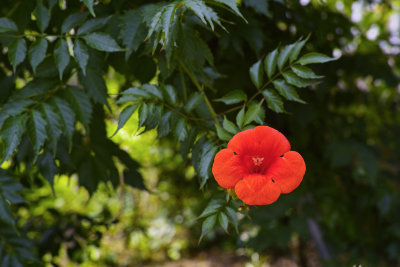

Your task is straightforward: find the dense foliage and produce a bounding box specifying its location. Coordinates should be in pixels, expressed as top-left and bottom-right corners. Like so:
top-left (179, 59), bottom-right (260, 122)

top-left (0, 0), bottom-right (399, 266)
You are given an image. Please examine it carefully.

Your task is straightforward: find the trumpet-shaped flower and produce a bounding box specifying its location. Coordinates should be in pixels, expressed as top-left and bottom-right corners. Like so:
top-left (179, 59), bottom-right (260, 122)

top-left (212, 126), bottom-right (306, 205)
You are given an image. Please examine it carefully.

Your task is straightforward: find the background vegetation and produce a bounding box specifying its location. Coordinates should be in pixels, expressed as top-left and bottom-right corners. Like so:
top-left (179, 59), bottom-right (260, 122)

top-left (0, 0), bottom-right (400, 266)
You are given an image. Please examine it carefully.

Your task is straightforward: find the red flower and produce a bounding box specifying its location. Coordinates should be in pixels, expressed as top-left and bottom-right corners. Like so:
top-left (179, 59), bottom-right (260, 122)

top-left (212, 126), bottom-right (306, 205)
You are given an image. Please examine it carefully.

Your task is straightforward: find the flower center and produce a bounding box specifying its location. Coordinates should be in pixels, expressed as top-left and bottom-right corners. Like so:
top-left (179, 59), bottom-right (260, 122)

top-left (252, 156), bottom-right (264, 166)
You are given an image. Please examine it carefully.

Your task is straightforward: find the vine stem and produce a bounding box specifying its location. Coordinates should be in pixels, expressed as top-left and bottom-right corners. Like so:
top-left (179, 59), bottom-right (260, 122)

top-left (177, 58), bottom-right (221, 127)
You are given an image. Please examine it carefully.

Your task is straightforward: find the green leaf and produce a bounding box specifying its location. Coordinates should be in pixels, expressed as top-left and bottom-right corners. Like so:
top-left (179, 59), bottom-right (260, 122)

top-left (199, 214), bottom-right (217, 243)
top-left (0, 17), bottom-right (18, 32)
top-left (27, 110), bottom-right (47, 156)
top-left (81, 0), bottom-right (95, 17)
top-left (277, 43), bottom-right (295, 70)
top-left (218, 211), bottom-right (229, 232)
top-left (297, 52), bottom-right (336, 65)
top-left (77, 16), bottom-right (111, 35)
top-left (54, 39), bottom-right (70, 79)
top-left (119, 10), bottom-right (146, 59)
top-left (282, 70), bottom-right (319, 88)
top-left (82, 33), bottom-right (122, 52)
top-left (264, 48), bottom-right (278, 78)
top-left (262, 89), bottom-right (284, 113)
top-left (185, 92), bottom-right (204, 112)
top-left (0, 115), bottom-right (27, 165)
top-left (8, 38), bottom-right (27, 72)
top-left (211, 0), bottom-right (245, 20)
top-left (28, 38), bottom-right (48, 73)
top-left (64, 86), bottom-right (92, 130)
top-left (215, 90), bottom-right (247, 105)
top-left (244, 101), bottom-right (263, 125)
top-left (273, 79), bottom-right (305, 103)
top-left (138, 103), bottom-right (148, 128)
top-left (198, 199), bottom-right (224, 219)
top-left (180, 128), bottom-right (198, 161)
top-left (199, 145), bottom-right (217, 188)
top-left (51, 97), bottom-right (76, 150)
top-left (163, 85), bottom-right (177, 105)
top-left (112, 104), bottom-right (138, 137)
top-left (157, 111), bottom-right (172, 138)
top-left (79, 68), bottom-right (108, 105)
top-left (183, 0), bottom-right (224, 31)
top-left (40, 103), bottom-right (62, 154)
top-left (0, 196), bottom-right (14, 226)
top-left (37, 151), bottom-right (58, 188)
top-left (289, 35), bottom-right (310, 63)
top-left (236, 107), bottom-right (245, 129)
top-left (162, 3), bottom-right (179, 48)
top-left (61, 13), bottom-right (88, 33)
top-left (33, 2), bottom-right (50, 32)
top-left (223, 117), bottom-right (238, 134)
top-left (243, 0), bottom-right (270, 17)
top-left (216, 125), bottom-right (232, 141)
top-left (175, 117), bottom-right (188, 142)
top-left (291, 65), bottom-right (323, 79)
top-left (73, 39), bottom-right (89, 76)
top-left (142, 84), bottom-right (163, 100)
top-left (0, 99), bottom-right (33, 129)
top-left (249, 59), bottom-right (263, 88)
top-left (225, 206), bottom-right (238, 233)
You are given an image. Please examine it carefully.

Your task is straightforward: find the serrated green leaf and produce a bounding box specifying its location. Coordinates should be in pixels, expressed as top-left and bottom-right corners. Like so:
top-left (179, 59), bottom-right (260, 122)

top-left (184, 0), bottom-right (224, 31)
top-left (51, 97), bottom-right (76, 150)
top-left (8, 38), bottom-right (27, 72)
top-left (138, 103), bottom-right (148, 128)
top-left (112, 104), bottom-right (138, 137)
top-left (37, 151), bottom-right (58, 188)
top-left (291, 65), bottom-right (323, 79)
top-left (40, 103), bottom-right (62, 154)
top-left (277, 43), bottom-right (295, 70)
top-left (262, 89), bottom-right (284, 113)
top-left (163, 85), bottom-right (177, 105)
top-left (297, 52), bottom-right (336, 65)
top-left (77, 16), bottom-right (111, 35)
top-left (81, 0), bottom-right (95, 17)
top-left (236, 107), bottom-right (245, 129)
top-left (0, 17), bottom-right (18, 32)
top-left (157, 111), bottom-right (172, 138)
top-left (282, 70), bottom-right (319, 88)
top-left (198, 199), bottom-right (224, 219)
top-left (27, 110), bottom-right (47, 156)
top-left (244, 101), bottom-right (263, 125)
top-left (54, 39), bottom-right (70, 79)
top-left (0, 115), bottom-right (27, 165)
top-left (199, 214), bottom-right (217, 243)
top-left (223, 117), bottom-right (238, 134)
top-left (273, 79), bottom-right (305, 103)
top-left (211, 0), bottom-right (245, 20)
top-left (28, 38), bottom-right (48, 73)
top-left (142, 84), bottom-right (163, 100)
top-left (264, 48), bottom-right (278, 78)
top-left (162, 3), bottom-right (179, 48)
top-left (73, 39), bottom-right (89, 76)
top-left (199, 145), bottom-right (217, 188)
top-left (119, 10), bottom-right (146, 59)
top-left (82, 33), bottom-right (122, 52)
top-left (145, 6), bottom-right (164, 41)
top-left (64, 86), bottom-right (92, 130)
top-left (79, 67), bottom-right (108, 105)
top-left (225, 206), bottom-right (238, 233)
top-left (185, 92), bottom-right (204, 112)
top-left (215, 90), bottom-right (247, 105)
top-left (33, 2), bottom-right (50, 32)
top-left (61, 13), bottom-right (88, 33)
top-left (249, 59), bottom-right (263, 88)
top-left (216, 125), bottom-right (232, 141)
top-left (289, 35), bottom-right (310, 62)
top-left (175, 117), bottom-right (188, 142)
top-left (218, 211), bottom-right (229, 232)
top-left (0, 99), bottom-right (33, 129)
top-left (0, 196), bottom-right (14, 226)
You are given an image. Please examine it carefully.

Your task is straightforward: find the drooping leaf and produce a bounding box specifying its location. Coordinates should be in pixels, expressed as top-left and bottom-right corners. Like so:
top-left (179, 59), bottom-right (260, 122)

top-left (244, 100), bottom-right (263, 125)
top-left (264, 48), bottom-right (278, 78)
top-left (27, 110), bottom-right (47, 156)
top-left (297, 52), bottom-right (336, 65)
top-left (273, 79), bottom-right (305, 103)
top-left (77, 16), bottom-right (111, 35)
top-left (199, 214), bottom-right (217, 243)
top-left (82, 33), bottom-right (122, 52)
top-left (225, 206), bottom-right (238, 233)
top-left (262, 89), bottom-right (284, 113)
top-left (183, 0), bottom-right (224, 31)
top-left (8, 38), bottom-right (27, 72)
top-left (291, 65), bottom-right (323, 79)
top-left (33, 2), bottom-right (50, 32)
top-left (28, 38), bottom-right (48, 73)
top-left (37, 151), bottom-right (58, 188)
top-left (218, 211), bottom-right (229, 232)
top-left (211, 0), bottom-right (245, 20)
top-left (138, 103), bottom-right (148, 128)
top-left (163, 85), bottom-right (178, 105)
top-left (249, 59), bottom-right (263, 88)
top-left (180, 128), bottom-right (198, 161)
top-left (185, 92), bottom-right (204, 112)
top-left (142, 84), bottom-right (163, 100)
top-left (282, 70), bottom-right (319, 88)
top-left (73, 39), bottom-right (89, 75)
top-left (0, 99), bottom-right (33, 129)
top-left (81, 0), bottom-right (95, 17)
top-left (79, 68), bottom-right (108, 105)
top-left (198, 199), bottom-right (224, 219)
top-left (199, 144), bottom-right (217, 188)
top-left (157, 111), bottom-right (172, 138)
top-left (0, 17), bottom-right (18, 32)
top-left (236, 107), bottom-right (245, 129)
top-left (64, 86), bottom-right (92, 130)
top-left (0, 115), bottom-right (27, 165)
top-left (119, 10), bottom-right (146, 59)
top-left (51, 97), bottom-right (76, 150)
top-left (277, 43), bottom-right (295, 70)
top-left (215, 90), bottom-right (247, 105)
top-left (112, 104), bottom-right (138, 137)
top-left (40, 103), bottom-right (62, 154)
top-left (61, 12), bottom-right (88, 33)
top-left (175, 117), bottom-right (188, 142)
top-left (161, 3), bottom-right (179, 48)
top-left (53, 39), bottom-right (70, 79)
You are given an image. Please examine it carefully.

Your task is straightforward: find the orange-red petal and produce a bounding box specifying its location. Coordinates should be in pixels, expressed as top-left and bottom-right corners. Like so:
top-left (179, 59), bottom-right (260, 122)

top-left (267, 151), bottom-right (306, 194)
top-left (212, 148), bottom-right (248, 189)
top-left (234, 174), bottom-right (281, 205)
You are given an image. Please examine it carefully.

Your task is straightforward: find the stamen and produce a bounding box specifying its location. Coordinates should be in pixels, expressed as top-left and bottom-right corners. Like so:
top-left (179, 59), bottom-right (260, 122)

top-left (252, 156), bottom-right (264, 166)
